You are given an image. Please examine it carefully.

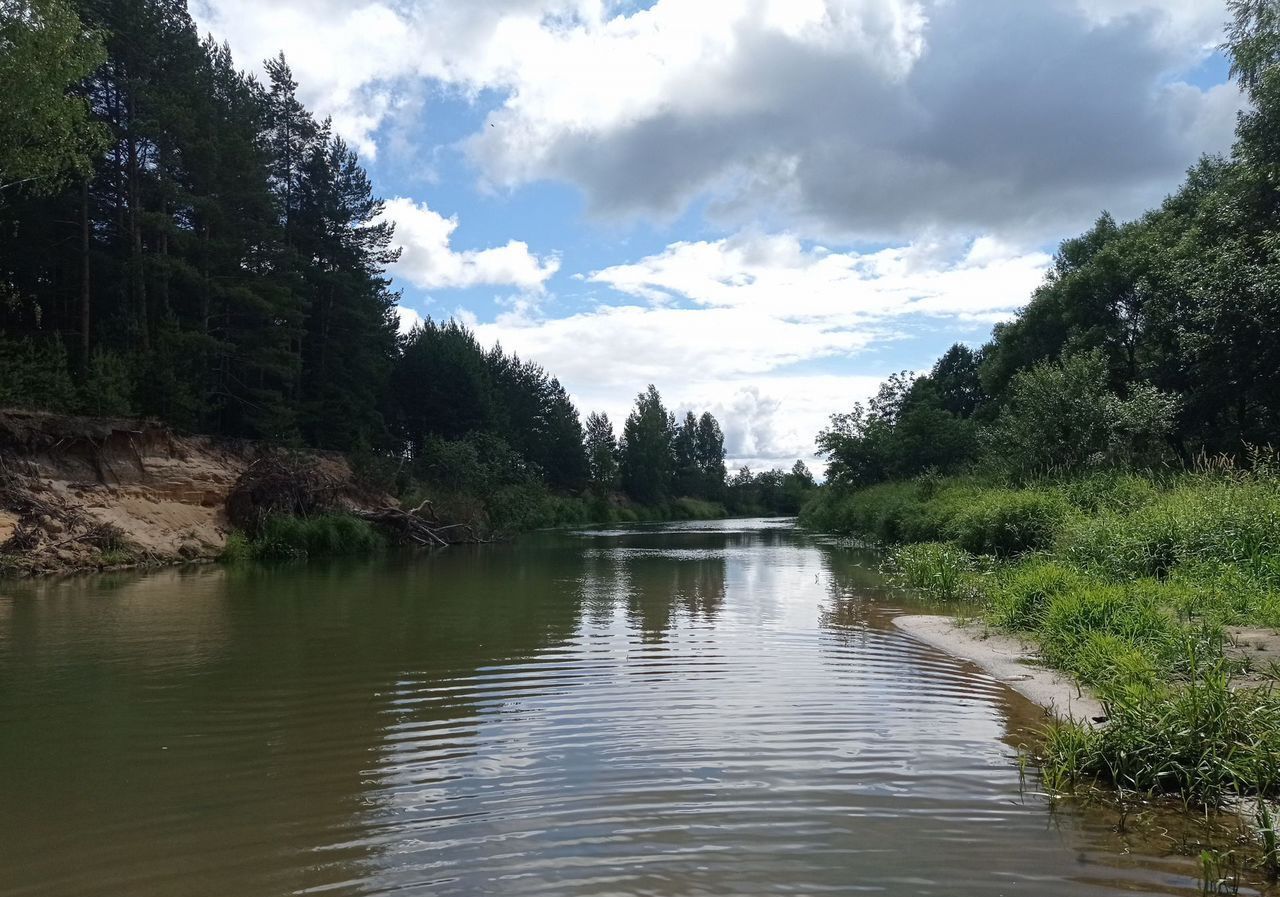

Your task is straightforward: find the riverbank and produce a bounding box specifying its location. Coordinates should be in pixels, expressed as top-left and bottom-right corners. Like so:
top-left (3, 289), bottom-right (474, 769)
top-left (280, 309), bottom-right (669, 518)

top-left (0, 410), bottom-right (738, 578)
top-left (0, 409), bottom-right (395, 576)
top-left (893, 615), bottom-right (1106, 723)
top-left (803, 469), bottom-right (1280, 809)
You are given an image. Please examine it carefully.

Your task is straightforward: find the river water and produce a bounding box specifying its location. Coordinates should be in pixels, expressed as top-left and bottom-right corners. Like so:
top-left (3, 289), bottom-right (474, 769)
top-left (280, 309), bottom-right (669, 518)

top-left (0, 519), bottom-right (1255, 896)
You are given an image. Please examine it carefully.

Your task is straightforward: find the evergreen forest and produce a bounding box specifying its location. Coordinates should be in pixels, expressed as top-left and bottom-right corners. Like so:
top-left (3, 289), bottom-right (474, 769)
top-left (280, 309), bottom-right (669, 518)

top-left (0, 0), bottom-right (814, 530)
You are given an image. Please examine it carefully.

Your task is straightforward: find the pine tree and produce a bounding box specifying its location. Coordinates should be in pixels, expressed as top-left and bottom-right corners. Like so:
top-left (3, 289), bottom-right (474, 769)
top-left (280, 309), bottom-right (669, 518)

top-left (672, 411), bottom-right (700, 497)
top-left (621, 385), bottom-right (674, 504)
top-left (695, 412), bottom-right (727, 500)
top-left (584, 412), bottom-right (619, 495)
top-left (294, 129), bottom-right (399, 448)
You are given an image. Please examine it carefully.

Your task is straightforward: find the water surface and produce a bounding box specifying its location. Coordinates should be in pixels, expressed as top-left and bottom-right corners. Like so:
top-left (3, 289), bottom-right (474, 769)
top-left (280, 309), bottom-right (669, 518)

top-left (0, 519), bottom-right (1249, 895)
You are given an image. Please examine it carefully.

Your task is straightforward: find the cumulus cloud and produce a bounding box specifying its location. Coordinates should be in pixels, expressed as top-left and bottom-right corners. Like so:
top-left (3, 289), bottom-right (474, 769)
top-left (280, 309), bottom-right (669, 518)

top-left (192, 0), bottom-right (1240, 241)
top-left (381, 197), bottom-right (560, 291)
top-left (588, 232), bottom-right (1051, 323)
top-left (471, 230), bottom-right (1048, 465)
top-left (395, 304), bottom-right (425, 334)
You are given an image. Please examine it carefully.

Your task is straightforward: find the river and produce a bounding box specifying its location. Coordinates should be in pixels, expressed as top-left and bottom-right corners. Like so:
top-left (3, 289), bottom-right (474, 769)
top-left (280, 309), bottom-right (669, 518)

top-left (0, 518), bottom-right (1255, 896)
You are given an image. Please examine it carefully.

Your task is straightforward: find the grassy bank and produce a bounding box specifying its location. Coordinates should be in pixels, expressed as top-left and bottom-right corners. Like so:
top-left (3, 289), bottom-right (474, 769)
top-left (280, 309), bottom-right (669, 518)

top-left (222, 513), bottom-right (386, 562)
top-left (802, 469), bottom-right (1280, 807)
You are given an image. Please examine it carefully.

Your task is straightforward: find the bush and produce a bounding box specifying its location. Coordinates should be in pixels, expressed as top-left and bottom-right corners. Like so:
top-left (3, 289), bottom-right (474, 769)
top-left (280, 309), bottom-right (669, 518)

top-left (985, 350), bottom-right (1179, 478)
top-left (946, 489), bottom-right (1068, 556)
top-left (233, 513), bottom-right (384, 561)
top-left (0, 334), bottom-right (77, 411)
top-left (672, 497), bottom-right (727, 520)
top-left (79, 349), bottom-right (135, 416)
top-left (799, 479), bottom-right (973, 544)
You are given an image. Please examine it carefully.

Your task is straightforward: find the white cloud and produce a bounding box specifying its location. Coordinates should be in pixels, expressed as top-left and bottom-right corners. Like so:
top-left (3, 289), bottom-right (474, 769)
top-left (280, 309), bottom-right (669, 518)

top-left (588, 232), bottom-right (1051, 323)
top-left (381, 197), bottom-right (560, 291)
top-left (471, 230), bottom-right (1047, 464)
top-left (395, 305), bottom-right (425, 334)
top-left (192, 0), bottom-right (1241, 241)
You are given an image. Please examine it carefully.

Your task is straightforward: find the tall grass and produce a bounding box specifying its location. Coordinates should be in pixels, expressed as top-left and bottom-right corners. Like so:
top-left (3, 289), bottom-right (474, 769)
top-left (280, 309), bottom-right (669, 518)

top-left (887, 542), bottom-right (976, 600)
top-left (804, 466), bottom-right (1280, 806)
top-left (223, 513), bottom-right (385, 561)
top-left (1040, 650), bottom-right (1280, 807)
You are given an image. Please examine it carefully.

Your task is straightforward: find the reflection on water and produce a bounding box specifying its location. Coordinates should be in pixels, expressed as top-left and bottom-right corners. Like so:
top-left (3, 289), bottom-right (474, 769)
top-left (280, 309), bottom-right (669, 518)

top-left (0, 519), bottom-right (1263, 896)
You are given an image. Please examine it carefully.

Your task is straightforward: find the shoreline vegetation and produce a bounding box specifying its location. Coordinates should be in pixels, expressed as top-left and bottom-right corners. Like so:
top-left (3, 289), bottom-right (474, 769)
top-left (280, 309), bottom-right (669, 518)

top-left (791, 5), bottom-right (1280, 850)
top-left (781, 12), bottom-right (1280, 887)
top-left (802, 468), bottom-right (1280, 809)
top-left (0, 404), bottom-right (811, 578)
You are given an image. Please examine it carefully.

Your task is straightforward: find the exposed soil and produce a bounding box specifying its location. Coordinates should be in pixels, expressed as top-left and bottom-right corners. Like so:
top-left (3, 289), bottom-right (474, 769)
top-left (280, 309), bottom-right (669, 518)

top-left (0, 409), bottom-right (383, 576)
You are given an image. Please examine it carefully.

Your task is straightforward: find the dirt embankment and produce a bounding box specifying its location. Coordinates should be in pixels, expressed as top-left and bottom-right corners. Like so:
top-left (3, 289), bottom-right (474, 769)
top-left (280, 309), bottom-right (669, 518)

top-left (0, 409), bottom-right (378, 576)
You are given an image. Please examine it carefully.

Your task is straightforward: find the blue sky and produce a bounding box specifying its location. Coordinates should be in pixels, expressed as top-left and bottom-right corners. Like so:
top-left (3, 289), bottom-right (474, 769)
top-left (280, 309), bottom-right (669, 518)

top-left (192, 0), bottom-right (1240, 470)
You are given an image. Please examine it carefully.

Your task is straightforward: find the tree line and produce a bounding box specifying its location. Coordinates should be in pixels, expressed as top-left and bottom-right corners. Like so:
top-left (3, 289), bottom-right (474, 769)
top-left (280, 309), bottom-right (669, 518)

top-left (817, 0), bottom-right (1280, 491)
top-left (0, 0), bottom-right (818, 527)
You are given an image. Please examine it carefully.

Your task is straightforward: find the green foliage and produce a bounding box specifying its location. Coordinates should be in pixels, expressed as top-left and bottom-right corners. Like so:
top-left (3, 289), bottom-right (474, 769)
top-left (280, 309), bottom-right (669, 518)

top-left (0, 0), bottom-right (108, 194)
top-left (671, 497), bottom-right (727, 520)
top-left (817, 370), bottom-right (980, 490)
top-left (725, 461), bottom-right (818, 517)
top-left (621, 385), bottom-right (674, 504)
top-left (230, 514), bottom-right (384, 561)
top-left (986, 351), bottom-right (1179, 478)
top-left (946, 489), bottom-right (1068, 556)
top-left (1041, 651), bottom-right (1280, 806)
top-left (1060, 476), bottom-right (1280, 580)
top-left (79, 349), bottom-right (134, 416)
top-left (1034, 582), bottom-right (1182, 691)
top-left (0, 333), bottom-right (76, 410)
top-left (799, 477), bottom-right (980, 544)
top-left (887, 542), bottom-right (976, 600)
top-left (220, 531), bottom-right (253, 563)
top-left (806, 467), bottom-right (1280, 806)
top-left (584, 411), bottom-right (619, 495)
top-left (984, 560), bottom-right (1086, 630)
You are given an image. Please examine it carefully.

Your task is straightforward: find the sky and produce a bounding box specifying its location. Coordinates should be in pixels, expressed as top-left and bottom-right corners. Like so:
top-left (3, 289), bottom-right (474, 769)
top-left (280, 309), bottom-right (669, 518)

top-left (190, 0), bottom-right (1241, 473)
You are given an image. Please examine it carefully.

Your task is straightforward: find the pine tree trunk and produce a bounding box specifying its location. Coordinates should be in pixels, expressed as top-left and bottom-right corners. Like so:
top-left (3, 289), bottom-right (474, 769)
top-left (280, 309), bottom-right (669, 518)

top-left (80, 178), bottom-right (91, 366)
top-left (127, 92), bottom-right (148, 350)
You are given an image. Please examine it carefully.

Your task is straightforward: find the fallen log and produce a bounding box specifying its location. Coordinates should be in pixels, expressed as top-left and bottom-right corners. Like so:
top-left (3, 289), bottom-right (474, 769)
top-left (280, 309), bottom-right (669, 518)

top-left (353, 505), bottom-right (488, 546)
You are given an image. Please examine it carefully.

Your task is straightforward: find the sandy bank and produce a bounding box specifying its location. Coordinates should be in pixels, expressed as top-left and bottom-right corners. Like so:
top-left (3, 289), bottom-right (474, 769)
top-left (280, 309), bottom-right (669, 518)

top-left (0, 409), bottom-right (382, 576)
top-left (894, 614), bottom-right (1106, 724)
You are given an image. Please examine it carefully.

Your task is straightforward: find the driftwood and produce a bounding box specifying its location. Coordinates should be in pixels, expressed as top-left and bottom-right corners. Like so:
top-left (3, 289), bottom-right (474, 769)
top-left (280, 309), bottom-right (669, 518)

top-left (352, 505), bottom-right (485, 547)
top-left (227, 453), bottom-right (487, 547)
top-left (0, 457), bottom-right (132, 559)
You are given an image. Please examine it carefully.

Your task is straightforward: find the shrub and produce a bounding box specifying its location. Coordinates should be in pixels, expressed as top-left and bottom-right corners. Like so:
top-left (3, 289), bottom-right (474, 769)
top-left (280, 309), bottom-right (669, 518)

top-left (947, 489), bottom-right (1068, 556)
top-left (79, 349), bottom-right (135, 416)
top-left (985, 350), bottom-right (1179, 478)
top-left (672, 497), bottom-right (727, 520)
top-left (238, 514), bottom-right (384, 561)
top-left (0, 334), bottom-right (77, 411)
